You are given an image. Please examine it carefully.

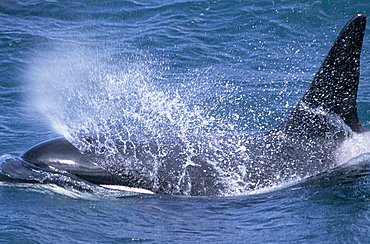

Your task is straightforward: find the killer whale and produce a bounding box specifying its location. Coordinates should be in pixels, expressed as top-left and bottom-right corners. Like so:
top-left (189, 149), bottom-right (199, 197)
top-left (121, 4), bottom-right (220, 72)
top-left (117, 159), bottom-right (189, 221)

top-left (2, 14), bottom-right (368, 196)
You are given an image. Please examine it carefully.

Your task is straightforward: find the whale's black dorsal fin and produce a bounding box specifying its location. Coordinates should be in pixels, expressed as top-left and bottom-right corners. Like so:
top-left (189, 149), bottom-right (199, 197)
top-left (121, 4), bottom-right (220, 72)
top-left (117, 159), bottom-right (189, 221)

top-left (282, 14), bottom-right (367, 134)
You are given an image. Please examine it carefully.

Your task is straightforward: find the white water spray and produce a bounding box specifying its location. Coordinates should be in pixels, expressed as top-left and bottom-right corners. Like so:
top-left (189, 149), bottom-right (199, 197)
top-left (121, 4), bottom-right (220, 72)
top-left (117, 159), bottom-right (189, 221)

top-left (335, 131), bottom-right (370, 166)
top-left (25, 44), bottom-right (210, 146)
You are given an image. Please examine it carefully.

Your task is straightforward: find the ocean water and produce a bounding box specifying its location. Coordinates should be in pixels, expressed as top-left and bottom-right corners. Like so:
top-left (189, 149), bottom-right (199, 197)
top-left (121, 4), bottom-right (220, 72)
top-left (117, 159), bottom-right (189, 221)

top-left (1, 0), bottom-right (370, 243)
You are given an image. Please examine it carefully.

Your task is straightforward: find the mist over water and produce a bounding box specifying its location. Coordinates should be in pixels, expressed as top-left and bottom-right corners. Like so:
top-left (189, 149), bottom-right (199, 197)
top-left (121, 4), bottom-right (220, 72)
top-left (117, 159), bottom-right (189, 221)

top-left (25, 43), bottom-right (259, 143)
top-left (25, 40), bottom-right (298, 149)
top-left (26, 44), bottom-right (208, 140)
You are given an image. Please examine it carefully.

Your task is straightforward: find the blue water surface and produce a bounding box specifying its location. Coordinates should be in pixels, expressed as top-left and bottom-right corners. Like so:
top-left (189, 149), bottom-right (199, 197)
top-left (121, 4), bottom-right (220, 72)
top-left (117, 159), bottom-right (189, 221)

top-left (1, 0), bottom-right (370, 243)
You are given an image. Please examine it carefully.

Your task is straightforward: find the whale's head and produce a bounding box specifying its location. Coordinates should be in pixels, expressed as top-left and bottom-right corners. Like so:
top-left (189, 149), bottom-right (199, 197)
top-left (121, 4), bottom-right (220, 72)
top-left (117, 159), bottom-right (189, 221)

top-left (21, 138), bottom-right (116, 185)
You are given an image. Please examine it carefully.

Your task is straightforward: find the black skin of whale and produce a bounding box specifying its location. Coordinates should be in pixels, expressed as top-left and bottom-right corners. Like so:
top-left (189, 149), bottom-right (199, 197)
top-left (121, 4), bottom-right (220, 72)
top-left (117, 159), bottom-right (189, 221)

top-left (4, 14), bottom-right (368, 196)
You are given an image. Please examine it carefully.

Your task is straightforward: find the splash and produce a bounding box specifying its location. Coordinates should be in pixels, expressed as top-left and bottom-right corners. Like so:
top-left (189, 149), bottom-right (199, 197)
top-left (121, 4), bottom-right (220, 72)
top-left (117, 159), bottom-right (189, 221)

top-left (26, 43), bottom-right (211, 144)
top-left (25, 43), bottom-right (235, 194)
top-left (23, 42), bottom-right (356, 197)
top-left (335, 131), bottom-right (370, 166)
